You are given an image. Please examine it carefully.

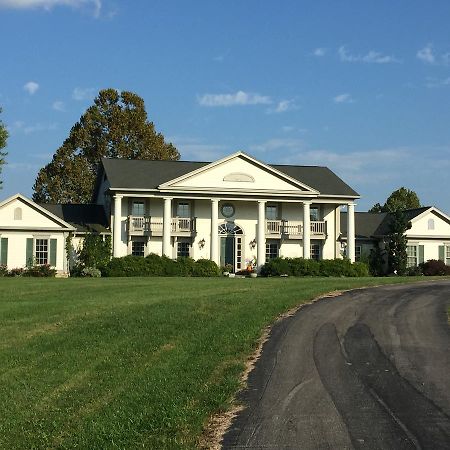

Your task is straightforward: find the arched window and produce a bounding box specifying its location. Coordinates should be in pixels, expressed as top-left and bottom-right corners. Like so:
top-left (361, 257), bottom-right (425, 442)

top-left (14, 207), bottom-right (22, 220)
top-left (218, 222), bottom-right (243, 235)
top-left (428, 218), bottom-right (435, 230)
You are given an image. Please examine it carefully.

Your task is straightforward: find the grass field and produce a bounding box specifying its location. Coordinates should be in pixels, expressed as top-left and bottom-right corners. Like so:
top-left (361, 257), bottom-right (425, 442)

top-left (0, 276), bottom-right (437, 449)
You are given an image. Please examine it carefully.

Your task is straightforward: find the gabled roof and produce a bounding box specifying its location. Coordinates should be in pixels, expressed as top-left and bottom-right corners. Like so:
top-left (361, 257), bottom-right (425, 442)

top-left (0, 193), bottom-right (75, 230)
top-left (40, 204), bottom-right (110, 233)
top-left (99, 153), bottom-right (359, 197)
top-left (341, 206), bottom-right (449, 239)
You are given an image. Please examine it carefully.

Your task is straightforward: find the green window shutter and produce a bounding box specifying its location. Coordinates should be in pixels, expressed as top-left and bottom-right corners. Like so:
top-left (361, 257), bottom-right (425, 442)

top-left (438, 245), bottom-right (445, 262)
top-left (50, 239), bottom-right (57, 267)
top-left (0, 238), bottom-right (8, 266)
top-left (418, 245), bottom-right (424, 264)
top-left (26, 238), bottom-right (34, 267)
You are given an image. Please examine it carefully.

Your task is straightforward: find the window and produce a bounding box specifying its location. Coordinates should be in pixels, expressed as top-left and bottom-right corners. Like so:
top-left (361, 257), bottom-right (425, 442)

top-left (265, 242), bottom-right (279, 262)
top-left (428, 219), bottom-right (435, 230)
top-left (446, 245), bottom-right (450, 266)
top-left (311, 243), bottom-right (320, 260)
top-left (177, 241), bottom-right (190, 257)
top-left (406, 245), bottom-right (418, 268)
top-left (221, 203), bottom-right (235, 218)
top-left (310, 207), bottom-right (320, 221)
top-left (355, 245), bottom-right (362, 262)
top-left (35, 239), bottom-right (48, 265)
top-left (132, 240), bottom-right (145, 257)
top-left (14, 207), bottom-right (22, 220)
top-left (266, 205), bottom-right (278, 220)
top-left (177, 202), bottom-right (190, 218)
top-left (132, 201), bottom-right (145, 216)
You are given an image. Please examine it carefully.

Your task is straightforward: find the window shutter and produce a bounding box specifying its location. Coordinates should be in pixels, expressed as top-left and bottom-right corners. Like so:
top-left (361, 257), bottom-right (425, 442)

top-left (438, 245), bottom-right (445, 262)
top-left (26, 238), bottom-right (33, 267)
top-left (50, 239), bottom-right (57, 266)
top-left (0, 238), bottom-right (8, 265)
top-left (418, 245), bottom-right (424, 264)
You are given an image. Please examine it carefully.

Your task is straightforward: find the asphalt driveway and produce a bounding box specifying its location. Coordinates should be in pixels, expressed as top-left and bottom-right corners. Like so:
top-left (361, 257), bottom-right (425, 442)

top-left (223, 281), bottom-right (450, 449)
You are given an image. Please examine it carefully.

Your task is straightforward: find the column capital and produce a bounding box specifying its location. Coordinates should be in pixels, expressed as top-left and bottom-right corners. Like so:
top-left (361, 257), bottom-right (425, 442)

top-left (302, 200), bottom-right (312, 205)
top-left (113, 194), bottom-right (123, 199)
top-left (211, 198), bottom-right (219, 204)
top-left (347, 202), bottom-right (357, 207)
top-left (257, 199), bottom-right (267, 205)
top-left (163, 196), bottom-right (173, 201)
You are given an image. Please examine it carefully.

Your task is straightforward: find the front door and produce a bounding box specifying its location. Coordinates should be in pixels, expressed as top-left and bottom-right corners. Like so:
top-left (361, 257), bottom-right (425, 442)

top-left (220, 236), bottom-right (235, 269)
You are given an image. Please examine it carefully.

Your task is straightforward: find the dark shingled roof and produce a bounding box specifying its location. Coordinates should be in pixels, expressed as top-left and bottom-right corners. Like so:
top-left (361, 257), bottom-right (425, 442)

top-left (100, 158), bottom-right (359, 197)
top-left (341, 207), bottom-right (433, 239)
top-left (40, 204), bottom-right (110, 233)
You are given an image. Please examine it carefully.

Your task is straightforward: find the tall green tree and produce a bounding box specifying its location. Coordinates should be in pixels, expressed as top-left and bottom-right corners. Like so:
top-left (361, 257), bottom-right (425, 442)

top-left (385, 210), bottom-right (412, 275)
top-left (33, 89), bottom-right (179, 203)
top-left (369, 187), bottom-right (421, 213)
top-left (0, 107), bottom-right (8, 189)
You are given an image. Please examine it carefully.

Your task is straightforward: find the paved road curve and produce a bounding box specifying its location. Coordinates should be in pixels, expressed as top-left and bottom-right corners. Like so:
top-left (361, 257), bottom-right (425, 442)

top-left (223, 281), bottom-right (450, 449)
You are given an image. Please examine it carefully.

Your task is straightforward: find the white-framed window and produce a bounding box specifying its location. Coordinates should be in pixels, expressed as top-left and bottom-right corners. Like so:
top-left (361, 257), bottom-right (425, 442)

top-left (132, 201), bottom-right (145, 216)
top-left (311, 243), bottom-right (320, 260)
top-left (177, 202), bottom-right (190, 218)
top-left (177, 241), bottom-right (190, 257)
top-left (428, 219), bottom-right (435, 230)
top-left (406, 245), bottom-right (418, 268)
top-left (131, 240), bottom-right (145, 257)
top-left (355, 245), bottom-right (362, 261)
top-left (35, 239), bottom-right (49, 265)
top-left (266, 205), bottom-right (278, 220)
top-left (446, 245), bottom-right (450, 266)
top-left (265, 241), bottom-right (279, 262)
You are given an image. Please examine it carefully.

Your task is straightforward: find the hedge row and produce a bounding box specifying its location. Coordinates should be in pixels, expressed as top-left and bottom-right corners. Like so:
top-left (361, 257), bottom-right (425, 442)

top-left (102, 254), bottom-right (221, 277)
top-left (260, 257), bottom-right (369, 277)
top-left (0, 264), bottom-right (56, 277)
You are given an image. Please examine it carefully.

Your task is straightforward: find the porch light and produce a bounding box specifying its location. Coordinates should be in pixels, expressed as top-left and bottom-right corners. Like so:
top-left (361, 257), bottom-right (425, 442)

top-left (198, 238), bottom-right (206, 249)
top-left (250, 239), bottom-right (257, 249)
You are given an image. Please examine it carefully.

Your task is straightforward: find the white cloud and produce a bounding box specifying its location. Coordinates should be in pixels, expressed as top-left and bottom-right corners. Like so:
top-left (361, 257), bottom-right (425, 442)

top-left (197, 90), bottom-right (272, 107)
top-left (23, 122), bottom-right (58, 134)
top-left (338, 46), bottom-right (401, 64)
top-left (267, 99), bottom-right (297, 114)
top-left (0, 0), bottom-right (101, 17)
top-left (416, 44), bottom-right (435, 64)
top-left (23, 81), bottom-right (39, 95)
top-left (333, 93), bottom-right (354, 104)
top-left (52, 100), bottom-right (65, 111)
top-left (425, 76), bottom-right (450, 88)
top-left (169, 136), bottom-right (229, 161)
top-left (250, 138), bottom-right (305, 153)
top-left (72, 87), bottom-right (96, 101)
top-left (313, 48), bottom-right (326, 57)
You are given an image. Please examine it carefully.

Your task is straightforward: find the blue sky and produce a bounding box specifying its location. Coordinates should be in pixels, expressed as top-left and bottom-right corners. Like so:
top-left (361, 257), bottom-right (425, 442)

top-left (1, 0), bottom-right (450, 211)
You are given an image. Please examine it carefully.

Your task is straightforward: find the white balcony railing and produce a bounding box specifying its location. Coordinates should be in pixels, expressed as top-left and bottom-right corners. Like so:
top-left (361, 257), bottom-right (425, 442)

top-left (265, 220), bottom-right (326, 237)
top-left (128, 216), bottom-right (196, 234)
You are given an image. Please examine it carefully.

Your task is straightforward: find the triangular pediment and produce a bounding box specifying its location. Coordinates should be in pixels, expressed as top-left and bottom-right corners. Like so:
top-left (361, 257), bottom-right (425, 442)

top-left (0, 194), bottom-right (74, 230)
top-left (159, 152), bottom-right (319, 195)
top-left (407, 207), bottom-right (450, 237)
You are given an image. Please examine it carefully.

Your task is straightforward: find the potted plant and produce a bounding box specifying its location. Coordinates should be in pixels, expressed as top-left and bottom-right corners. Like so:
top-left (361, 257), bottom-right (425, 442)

top-left (222, 263), bottom-right (233, 276)
top-left (245, 256), bottom-right (258, 277)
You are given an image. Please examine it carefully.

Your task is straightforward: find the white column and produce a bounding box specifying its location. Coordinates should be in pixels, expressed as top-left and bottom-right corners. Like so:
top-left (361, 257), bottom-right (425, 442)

top-left (303, 201), bottom-right (311, 259)
top-left (210, 199), bottom-right (219, 264)
top-left (162, 197), bottom-right (172, 257)
top-left (113, 194), bottom-right (123, 257)
top-left (347, 202), bottom-right (356, 263)
top-left (257, 200), bottom-right (266, 269)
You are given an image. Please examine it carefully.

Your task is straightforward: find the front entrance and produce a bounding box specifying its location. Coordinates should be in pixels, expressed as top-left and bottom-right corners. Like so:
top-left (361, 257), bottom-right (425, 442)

top-left (218, 222), bottom-right (243, 272)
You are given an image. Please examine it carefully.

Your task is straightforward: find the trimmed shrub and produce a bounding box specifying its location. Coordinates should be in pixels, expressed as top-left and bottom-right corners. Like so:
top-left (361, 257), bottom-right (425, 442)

top-left (260, 257), bottom-right (369, 278)
top-left (8, 268), bottom-right (24, 277)
top-left (0, 265), bottom-right (7, 277)
top-left (81, 267), bottom-right (102, 278)
top-left (102, 254), bottom-right (220, 277)
top-left (419, 259), bottom-right (450, 276)
top-left (23, 264), bottom-right (57, 277)
top-left (406, 265), bottom-right (423, 276)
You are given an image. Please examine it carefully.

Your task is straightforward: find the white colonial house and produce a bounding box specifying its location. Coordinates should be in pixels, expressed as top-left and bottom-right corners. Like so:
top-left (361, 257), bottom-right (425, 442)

top-left (341, 207), bottom-right (450, 267)
top-left (93, 151), bottom-right (359, 271)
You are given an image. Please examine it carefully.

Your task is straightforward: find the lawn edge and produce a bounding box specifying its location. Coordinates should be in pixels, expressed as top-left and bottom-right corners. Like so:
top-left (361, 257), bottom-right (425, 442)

top-left (199, 288), bottom-right (347, 450)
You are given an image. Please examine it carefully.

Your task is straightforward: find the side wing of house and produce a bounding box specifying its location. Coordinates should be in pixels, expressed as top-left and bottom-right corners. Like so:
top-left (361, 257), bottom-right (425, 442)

top-left (405, 208), bottom-right (450, 266)
top-left (0, 194), bottom-right (74, 274)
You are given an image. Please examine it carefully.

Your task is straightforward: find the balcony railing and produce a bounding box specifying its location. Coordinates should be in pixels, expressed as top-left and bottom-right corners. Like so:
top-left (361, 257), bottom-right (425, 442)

top-left (265, 220), bottom-right (326, 237)
top-left (128, 216), bottom-right (196, 234)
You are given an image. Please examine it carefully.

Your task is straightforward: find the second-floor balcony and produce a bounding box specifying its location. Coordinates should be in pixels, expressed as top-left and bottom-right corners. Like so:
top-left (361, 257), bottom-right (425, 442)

top-left (266, 219), bottom-right (326, 238)
top-left (128, 216), bottom-right (197, 236)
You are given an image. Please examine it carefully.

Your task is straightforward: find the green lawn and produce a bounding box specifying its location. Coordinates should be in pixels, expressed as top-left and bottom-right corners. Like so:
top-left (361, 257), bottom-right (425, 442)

top-left (0, 276), bottom-right (435, 449)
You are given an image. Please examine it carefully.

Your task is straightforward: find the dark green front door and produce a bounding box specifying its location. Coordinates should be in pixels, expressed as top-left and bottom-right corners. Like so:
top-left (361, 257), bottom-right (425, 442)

top-left (220, 236), bottom-right (235, 269)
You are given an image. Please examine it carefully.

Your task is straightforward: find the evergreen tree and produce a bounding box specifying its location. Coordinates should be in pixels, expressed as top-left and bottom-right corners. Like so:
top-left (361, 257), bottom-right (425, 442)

top-left (33, 89), bottom-right (179, 203)
top-left (385, 210), bottom-right (411, 275)
top-left (0, 107), bottom-right (8, 189)
top-left (369, 187), bottom-right (421, 213)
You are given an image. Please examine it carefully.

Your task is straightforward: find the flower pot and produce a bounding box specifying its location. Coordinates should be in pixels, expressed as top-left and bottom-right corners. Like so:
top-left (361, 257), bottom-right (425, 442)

top-left (250, 272), bottom-right (257, 278)
top-left (228, 273), bottom-right (235, 278)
